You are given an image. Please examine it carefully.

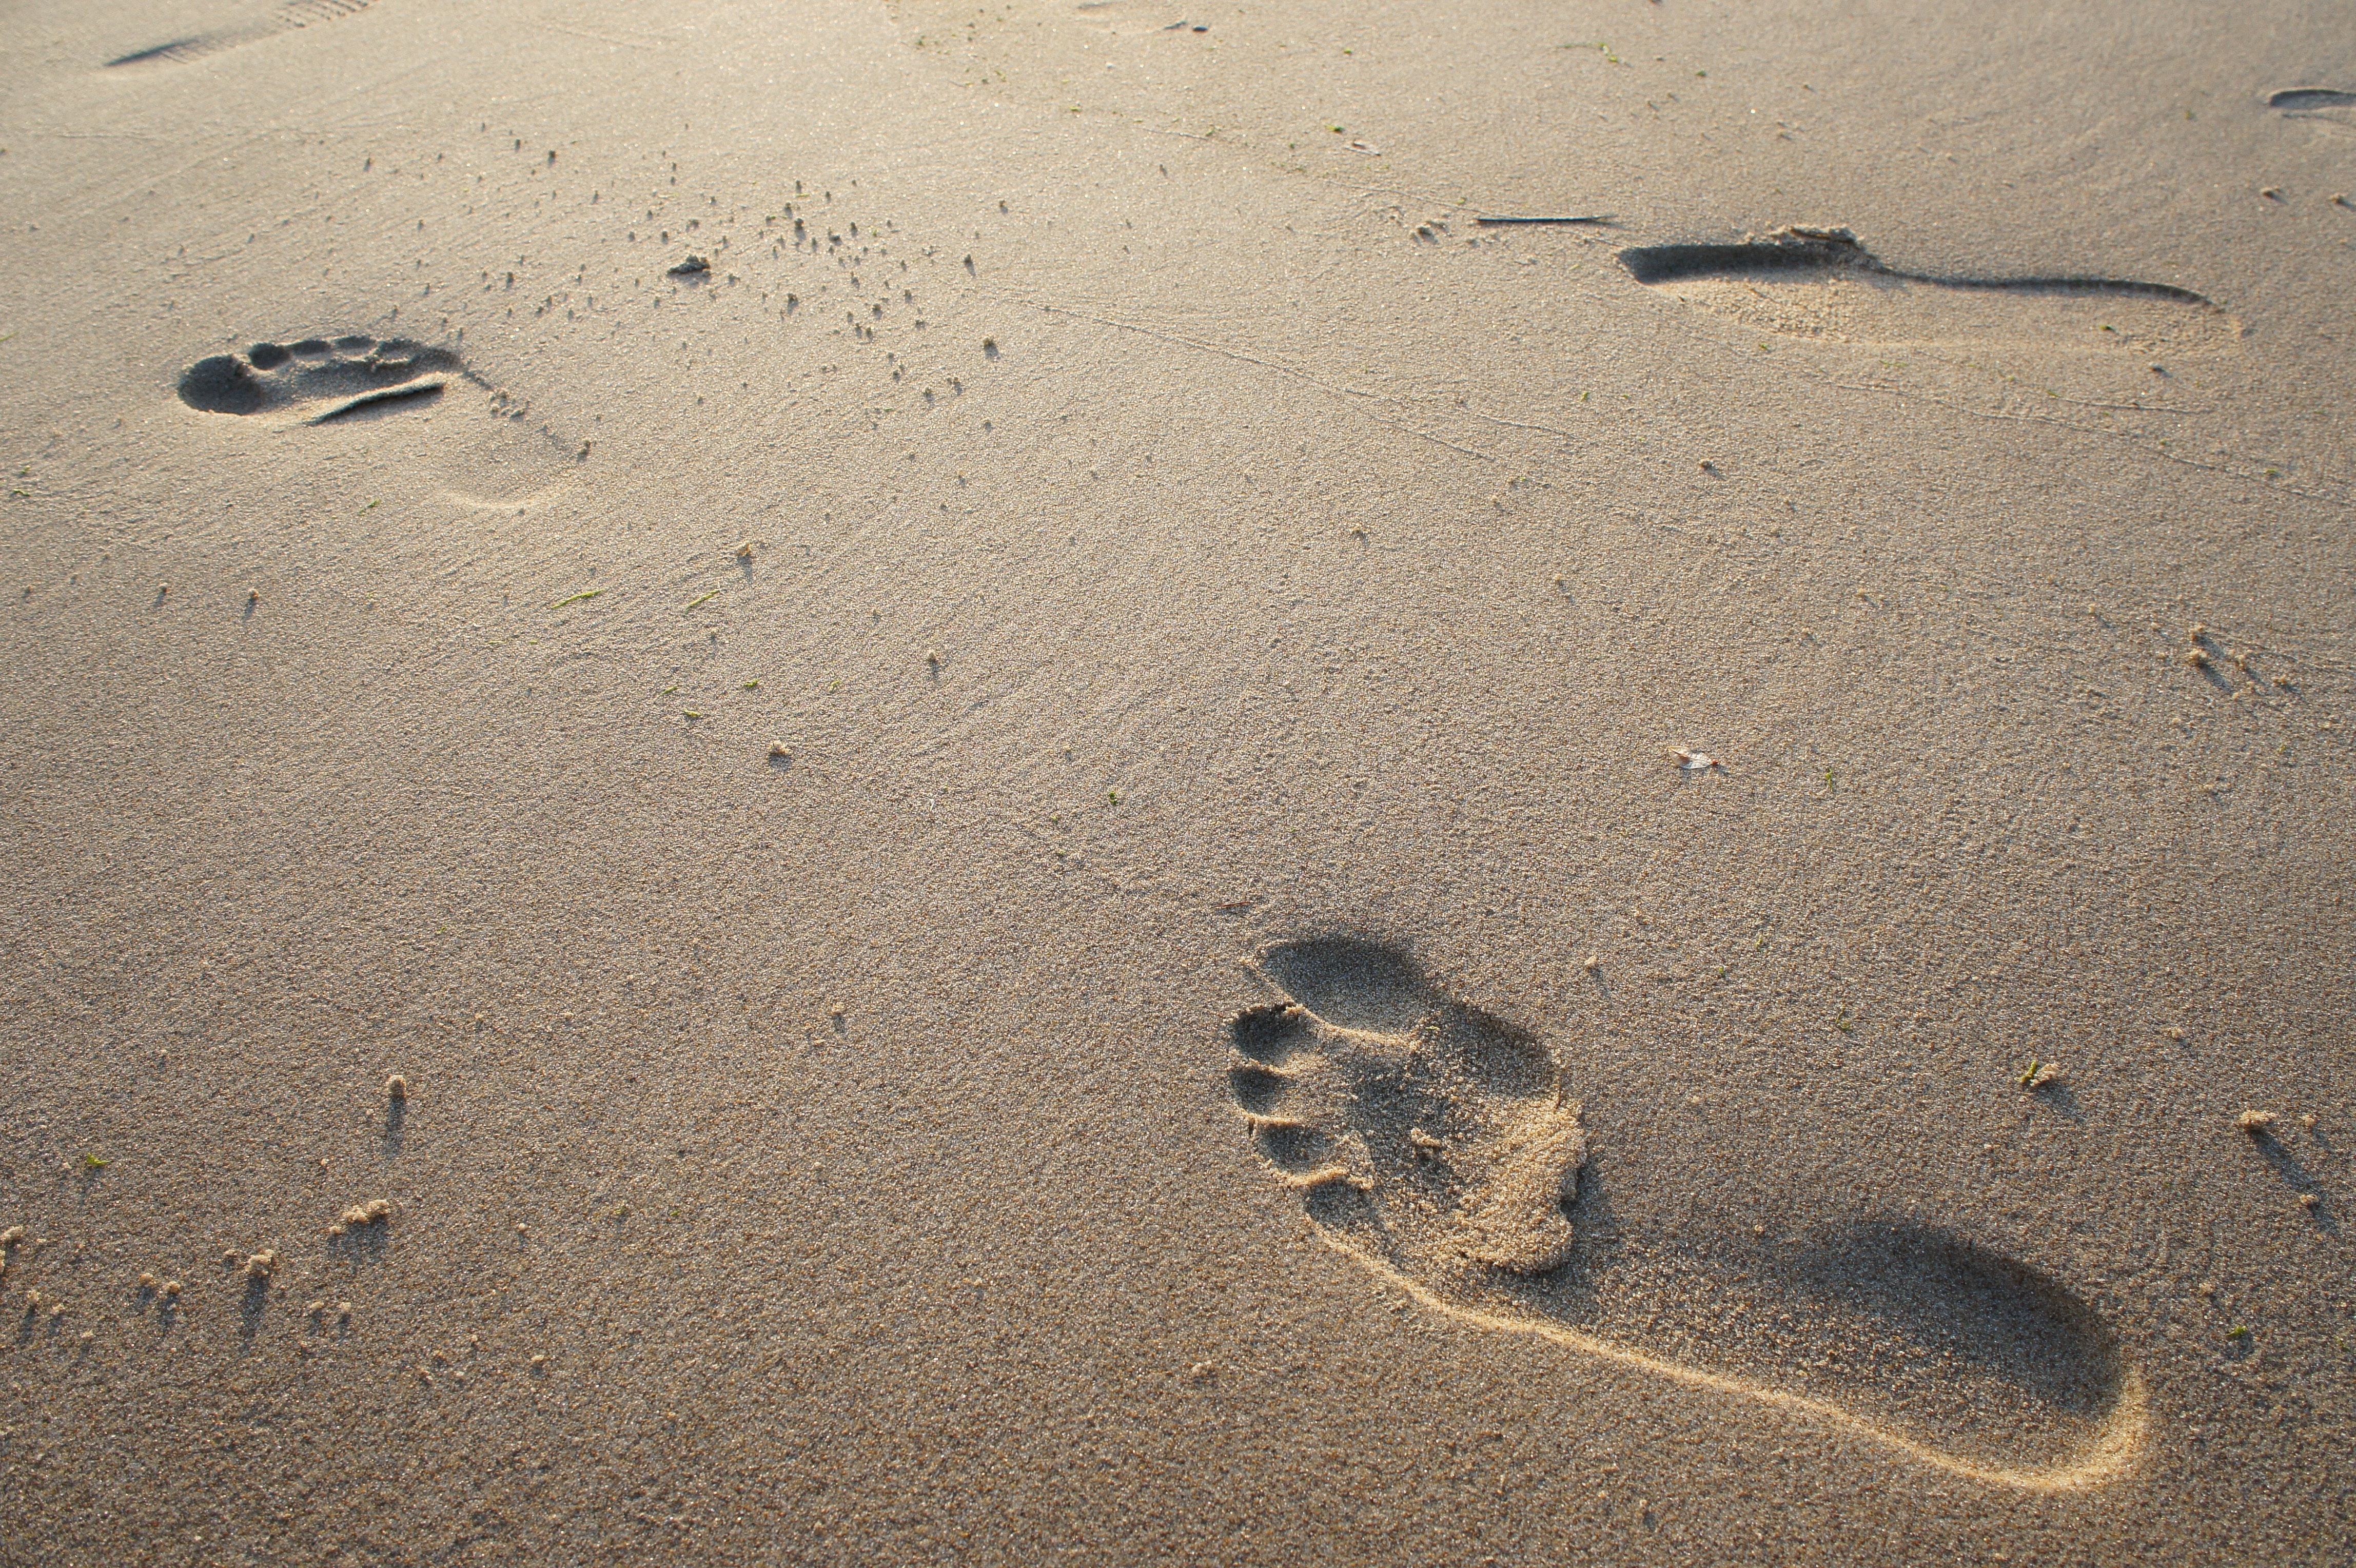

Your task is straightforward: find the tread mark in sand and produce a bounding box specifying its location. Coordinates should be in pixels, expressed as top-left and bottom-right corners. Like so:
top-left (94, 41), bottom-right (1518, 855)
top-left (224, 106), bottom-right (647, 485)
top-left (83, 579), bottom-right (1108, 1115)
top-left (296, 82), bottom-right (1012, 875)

top-left (1223, 937), bottom-right (2147, 1491)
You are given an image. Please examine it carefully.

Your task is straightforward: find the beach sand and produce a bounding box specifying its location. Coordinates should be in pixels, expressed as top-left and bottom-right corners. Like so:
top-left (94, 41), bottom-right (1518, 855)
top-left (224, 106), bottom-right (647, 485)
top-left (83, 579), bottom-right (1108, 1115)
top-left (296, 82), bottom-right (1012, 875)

top-left (2, 0), bottom-right (2351, 1559)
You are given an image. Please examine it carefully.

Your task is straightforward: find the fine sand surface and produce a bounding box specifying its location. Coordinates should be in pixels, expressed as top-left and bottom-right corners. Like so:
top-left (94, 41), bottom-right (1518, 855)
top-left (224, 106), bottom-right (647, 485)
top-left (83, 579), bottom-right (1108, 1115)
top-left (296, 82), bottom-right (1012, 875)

top-left (3, 0), bottom-right (2352, 1560)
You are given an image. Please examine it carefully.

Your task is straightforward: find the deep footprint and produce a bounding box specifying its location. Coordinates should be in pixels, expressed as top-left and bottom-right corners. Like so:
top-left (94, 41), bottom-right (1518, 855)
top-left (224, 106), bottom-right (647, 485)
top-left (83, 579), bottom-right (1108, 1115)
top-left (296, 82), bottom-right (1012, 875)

top-left (1620, 225), bottom-right (2234, 353)
top-left (178, 336), bottom-right (466, 424)
top-left (1224, 937), bottom-right (2144, 1488)
top-left (108, 0), bottom-right (375, 67)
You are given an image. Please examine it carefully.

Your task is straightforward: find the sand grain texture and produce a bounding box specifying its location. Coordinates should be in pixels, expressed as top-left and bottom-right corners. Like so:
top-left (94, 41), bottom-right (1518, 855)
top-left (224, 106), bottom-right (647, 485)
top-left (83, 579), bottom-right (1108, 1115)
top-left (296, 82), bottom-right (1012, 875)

top-left (2, 0), bottom-right (2352, 1560)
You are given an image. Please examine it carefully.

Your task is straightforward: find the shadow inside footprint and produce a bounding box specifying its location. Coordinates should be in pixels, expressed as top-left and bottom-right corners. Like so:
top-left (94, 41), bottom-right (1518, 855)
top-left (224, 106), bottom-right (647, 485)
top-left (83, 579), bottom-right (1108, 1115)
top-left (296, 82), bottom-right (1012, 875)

top-left (1504, 1218), bottom-right (2131, 1473)
top-left (1793, 1224), bottom-right (2124, 1420)
top-left (179, 335), bottom-right (466, 423)
top-left (1223, 937), bottom-right (2142, 1488)
top-left (1255, 938), bottom-right (1432, 1035)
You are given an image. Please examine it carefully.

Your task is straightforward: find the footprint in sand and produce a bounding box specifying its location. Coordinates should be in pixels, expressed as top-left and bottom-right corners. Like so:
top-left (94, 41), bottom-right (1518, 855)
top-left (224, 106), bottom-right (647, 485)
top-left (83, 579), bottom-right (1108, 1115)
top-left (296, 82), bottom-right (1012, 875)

top-left (1621, 225), bottom-right (2237, 357)
top-left (1224, 937), bottom-right (2145, 1490)
top-left (176, 334), bottom-right (581, 506)
top-left (2268, 87), bottom-right (2356, 122)
top-left (178, 336), bottom-right (466, 427)
top-left (107, 0), bottom-right (376, 67)
top-left (2268, 87), bottom-right (2356, 146)
top-left (1068, 0), bottom-right (1210, 36)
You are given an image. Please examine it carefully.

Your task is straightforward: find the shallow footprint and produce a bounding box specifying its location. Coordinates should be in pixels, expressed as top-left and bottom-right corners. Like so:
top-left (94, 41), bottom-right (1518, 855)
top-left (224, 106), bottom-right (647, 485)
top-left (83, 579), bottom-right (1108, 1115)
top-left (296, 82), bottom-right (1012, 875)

top-left (178, 335), bottom-right (466, 427)
top-left (1224, 937), bottom-right (2145, 1489)
top-left (1621, 225), bottom-right (2237, 357)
